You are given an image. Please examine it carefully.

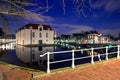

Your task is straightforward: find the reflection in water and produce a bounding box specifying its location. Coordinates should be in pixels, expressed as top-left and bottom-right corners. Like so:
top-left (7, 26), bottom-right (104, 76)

top-left (0, 49), bottom-right (6, 57)
top-left (0, 43), bottom-right (16, 50)
top-left (1, 44), bottom-right (117, 70)
top-left (16, 45), bottom-right (55, 66)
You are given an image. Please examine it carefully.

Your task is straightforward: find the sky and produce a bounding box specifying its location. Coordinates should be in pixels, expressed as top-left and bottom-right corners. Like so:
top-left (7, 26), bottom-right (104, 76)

top-left (3, 0), bottom-right (120, 37)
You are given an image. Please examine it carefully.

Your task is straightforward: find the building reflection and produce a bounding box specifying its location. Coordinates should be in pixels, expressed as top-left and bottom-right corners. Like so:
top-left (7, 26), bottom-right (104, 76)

top-left (16, 45), bottom-right (55, 66)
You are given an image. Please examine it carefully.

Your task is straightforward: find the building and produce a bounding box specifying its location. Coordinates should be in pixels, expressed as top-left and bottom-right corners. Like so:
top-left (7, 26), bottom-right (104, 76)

top-left (87, 33), bottom-right (99, 44)
top-left (0, 34), bottom-right (16, 50)
top-left (99, 35), bottom-right (110, 44)
top-left (87, 34), bottom-right (110, 44)
top-left (73, 33), bottom-right (85, 44)
top-left (16, 23), bottom-right (54, 45)
top-left (55, 30), bottom-right (111, 45)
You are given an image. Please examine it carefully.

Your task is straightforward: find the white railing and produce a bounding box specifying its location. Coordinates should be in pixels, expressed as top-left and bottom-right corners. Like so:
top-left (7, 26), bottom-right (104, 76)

top-left (40, 45), bottom-right (120, 73)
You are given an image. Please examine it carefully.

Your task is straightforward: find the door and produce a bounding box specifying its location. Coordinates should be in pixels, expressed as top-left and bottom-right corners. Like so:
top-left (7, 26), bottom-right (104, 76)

top-left (39, 40), bottom-right (42, 45)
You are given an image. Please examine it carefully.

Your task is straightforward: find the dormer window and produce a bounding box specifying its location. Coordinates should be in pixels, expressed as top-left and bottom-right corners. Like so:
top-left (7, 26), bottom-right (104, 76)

top-left (39, 28), bottom-right (42, 31)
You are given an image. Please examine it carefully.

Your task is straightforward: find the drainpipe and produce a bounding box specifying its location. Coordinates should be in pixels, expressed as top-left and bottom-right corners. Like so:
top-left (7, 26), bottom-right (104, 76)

top-left (30, 27), bottom-right (32, 46)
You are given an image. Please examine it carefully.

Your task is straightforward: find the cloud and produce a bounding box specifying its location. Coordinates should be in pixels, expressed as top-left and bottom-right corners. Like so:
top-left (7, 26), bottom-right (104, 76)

top-left (99, 29), bottom-right (120, 37)
top-left (8, 11), bottom-right (54, 34)
top-left (50, 23), bottom-right (120, 37)
top-left (24, 11), bottom-right (53, 22)
top-left (50, 23), bottom-right (94, 35)
top-left (92, 0), bottom-right (120, 12)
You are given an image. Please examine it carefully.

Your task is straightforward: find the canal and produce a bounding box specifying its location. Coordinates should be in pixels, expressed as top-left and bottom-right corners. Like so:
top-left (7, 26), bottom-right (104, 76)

top-left (0, 44), bottom-right (117, 71)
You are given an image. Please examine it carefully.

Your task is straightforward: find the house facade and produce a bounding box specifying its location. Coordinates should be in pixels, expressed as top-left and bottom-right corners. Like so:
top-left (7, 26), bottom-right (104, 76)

top-left (87, 33), bottom-right (99, 44)
top-left (99, 35), bottom-right (110, 44)
top-left (16, 23), bottom-right (54, 45)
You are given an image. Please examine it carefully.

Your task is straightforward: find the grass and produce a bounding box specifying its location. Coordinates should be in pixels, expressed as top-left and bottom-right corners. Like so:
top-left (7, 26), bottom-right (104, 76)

top-left (0, 61), bottom-right (45, 75)
top-left (0, 61), bottom-right (9, 65)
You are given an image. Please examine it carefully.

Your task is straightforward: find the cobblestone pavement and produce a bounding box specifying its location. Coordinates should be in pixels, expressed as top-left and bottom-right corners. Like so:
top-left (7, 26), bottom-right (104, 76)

top-left (0, 65), bottom-right (31, 80)
top-left (35, 59), bottom-right (120, 80)
top-left (0, 59), bottom-right (120, 80)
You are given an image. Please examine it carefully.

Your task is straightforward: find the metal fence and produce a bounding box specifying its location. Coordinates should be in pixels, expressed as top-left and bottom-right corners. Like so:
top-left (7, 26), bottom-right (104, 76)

top-left (40, 45), bottom-right (120, 73)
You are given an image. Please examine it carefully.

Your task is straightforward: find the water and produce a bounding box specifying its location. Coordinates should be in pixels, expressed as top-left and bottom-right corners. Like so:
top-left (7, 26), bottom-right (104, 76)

top-left (0, 44), bottom-right (117, 71)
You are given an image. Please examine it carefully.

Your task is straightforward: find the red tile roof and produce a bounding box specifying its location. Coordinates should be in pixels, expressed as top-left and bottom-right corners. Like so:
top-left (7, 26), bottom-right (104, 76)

top-left (16, 23), bottom-right (53, 32)
top-left (42, 24), bottom-right (52, 30)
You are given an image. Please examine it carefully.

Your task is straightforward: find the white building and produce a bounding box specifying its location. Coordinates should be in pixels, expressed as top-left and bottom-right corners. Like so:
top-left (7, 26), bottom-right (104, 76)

top-left (87, 33), bottom-right (110, 44)
top-left (16, 24), bottom-right (54, 45)
top-left (99, 35), bottom-right (110, 44)
top-left (87, 33), bottom-right (99, 44)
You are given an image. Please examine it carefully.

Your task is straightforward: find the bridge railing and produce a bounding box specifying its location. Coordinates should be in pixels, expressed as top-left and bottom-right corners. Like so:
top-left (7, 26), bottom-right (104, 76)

top-left (40, 45), bottom-right (120, 73)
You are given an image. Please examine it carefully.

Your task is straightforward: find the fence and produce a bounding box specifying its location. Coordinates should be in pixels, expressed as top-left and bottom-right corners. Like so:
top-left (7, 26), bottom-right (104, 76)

top-left (40, 45), bottom-right (120, 73)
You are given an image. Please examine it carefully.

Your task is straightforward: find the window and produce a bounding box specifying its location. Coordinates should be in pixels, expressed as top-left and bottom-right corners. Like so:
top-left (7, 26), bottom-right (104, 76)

top-left (39, 33), bottom-right (42, 38)
top-left (39, 28), bottom-right (42, 31)
top-left (46, 33), bottom-right (48, 38)
top-left (32, 32), bottom-right (35, 37)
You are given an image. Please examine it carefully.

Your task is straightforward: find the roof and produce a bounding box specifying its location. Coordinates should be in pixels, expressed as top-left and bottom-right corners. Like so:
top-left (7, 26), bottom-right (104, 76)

top-left (73, 33), bottom-right (84, 36)
top-left (42, 24), bottom-right (52, 30)
top-left (16, 23), bottom-right (53, 32)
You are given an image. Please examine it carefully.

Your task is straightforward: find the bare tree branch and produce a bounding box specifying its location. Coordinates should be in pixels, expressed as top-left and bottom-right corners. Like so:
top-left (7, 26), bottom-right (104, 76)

top-left (0, 0), bottom-right (93, 35)
top-left (62, 0), bottom-right (66, 15)
top-left (73, 0), bottom-right (92, 17)
top-left (0, 13), bottom-right (8, 34)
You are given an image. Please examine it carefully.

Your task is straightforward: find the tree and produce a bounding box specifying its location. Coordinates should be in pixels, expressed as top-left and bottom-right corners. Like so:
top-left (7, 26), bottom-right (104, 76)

top-left (0, 0), bottom-right (92, 16)
top-left (0, 0), bottom-right (92, 34)
top-left (0, 27), bottom-right (4, 36)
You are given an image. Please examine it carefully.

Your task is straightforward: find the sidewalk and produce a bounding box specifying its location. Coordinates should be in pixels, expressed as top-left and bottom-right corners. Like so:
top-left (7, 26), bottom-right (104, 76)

top-left (0, 65), bottom-right (31, 80)
top-left (0, 59), bottom-right (120, 80)
top-left (0, 72), bottom-right (4, 80)
top-left (35, 59), bottom-right (120, 80)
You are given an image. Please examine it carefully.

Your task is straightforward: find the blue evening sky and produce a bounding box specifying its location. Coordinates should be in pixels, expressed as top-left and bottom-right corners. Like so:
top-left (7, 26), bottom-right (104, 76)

top-left (7, 0), bottom-right (120, 37)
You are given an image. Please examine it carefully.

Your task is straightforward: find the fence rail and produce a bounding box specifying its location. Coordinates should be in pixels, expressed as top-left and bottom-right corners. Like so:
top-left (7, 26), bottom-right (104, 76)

top-left (40, 45), bottom-right (120, 73)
